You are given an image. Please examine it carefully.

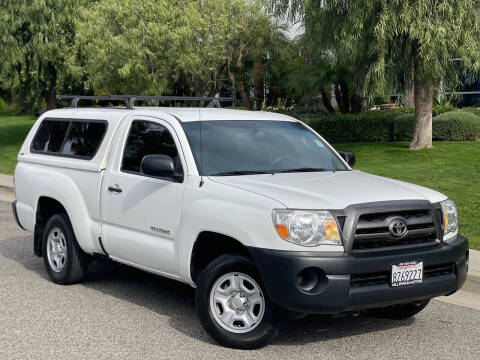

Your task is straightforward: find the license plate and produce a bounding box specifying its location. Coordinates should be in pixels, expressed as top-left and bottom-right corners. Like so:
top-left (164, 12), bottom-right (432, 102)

top-left (391, 261), bottom-right (423, 287)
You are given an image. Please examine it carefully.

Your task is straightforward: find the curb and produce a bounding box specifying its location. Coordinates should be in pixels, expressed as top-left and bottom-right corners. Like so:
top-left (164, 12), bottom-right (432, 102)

top-left (0, 173), bottom-right (14, 190)
top-left (469, 248), bottom-right (480, 272)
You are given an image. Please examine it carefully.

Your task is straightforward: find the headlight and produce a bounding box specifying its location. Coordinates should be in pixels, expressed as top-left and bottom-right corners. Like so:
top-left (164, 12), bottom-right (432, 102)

top-left (441, 199), bottom-right (458, 237)
top-left (272, 210), bottom-right (341, 247)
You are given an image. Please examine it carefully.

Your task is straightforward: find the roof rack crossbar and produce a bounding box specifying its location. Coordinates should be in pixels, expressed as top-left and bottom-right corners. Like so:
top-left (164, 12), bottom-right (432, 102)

top-left (56, 95), bottom-right (237, 109)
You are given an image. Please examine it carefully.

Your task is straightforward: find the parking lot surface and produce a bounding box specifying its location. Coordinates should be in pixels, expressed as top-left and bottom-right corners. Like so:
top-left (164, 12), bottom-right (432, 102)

top-left (1, 200), bottom-right (479, 360)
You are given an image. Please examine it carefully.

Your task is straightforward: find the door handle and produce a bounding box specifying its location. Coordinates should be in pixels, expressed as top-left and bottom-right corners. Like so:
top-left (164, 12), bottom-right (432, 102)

top-left (108, 186), bottom-right (122, 193)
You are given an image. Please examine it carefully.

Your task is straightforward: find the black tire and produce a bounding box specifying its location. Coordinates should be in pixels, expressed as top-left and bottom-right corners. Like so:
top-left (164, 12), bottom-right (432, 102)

top-left (195, 254), bottom-right (278, 349)
top-left (42, 213), bottom-right (88, 285)
top-left (368, 300), bottom-right (430, 320)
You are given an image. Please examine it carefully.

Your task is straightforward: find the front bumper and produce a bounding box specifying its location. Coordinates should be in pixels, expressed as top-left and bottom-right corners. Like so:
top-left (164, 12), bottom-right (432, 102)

top-left (248, 234), bottom-right (469, 314)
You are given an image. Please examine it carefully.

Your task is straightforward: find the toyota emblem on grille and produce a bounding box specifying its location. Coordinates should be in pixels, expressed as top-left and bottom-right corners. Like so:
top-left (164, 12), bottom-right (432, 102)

top-left (389, 218), bottom-right (408, 238)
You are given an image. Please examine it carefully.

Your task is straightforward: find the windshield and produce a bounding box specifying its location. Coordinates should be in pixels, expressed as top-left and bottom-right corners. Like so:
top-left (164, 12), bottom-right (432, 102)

top-left (181, 120), bottom-right (348, 176)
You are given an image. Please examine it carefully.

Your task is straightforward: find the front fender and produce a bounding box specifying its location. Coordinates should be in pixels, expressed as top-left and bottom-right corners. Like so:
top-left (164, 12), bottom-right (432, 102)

top-left (176, 177), bottom-right (292, 283)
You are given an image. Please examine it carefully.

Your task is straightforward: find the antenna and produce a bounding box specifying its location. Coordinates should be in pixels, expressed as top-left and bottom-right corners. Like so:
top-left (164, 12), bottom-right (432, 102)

top-left (198, 108), bottom-right (204, 188)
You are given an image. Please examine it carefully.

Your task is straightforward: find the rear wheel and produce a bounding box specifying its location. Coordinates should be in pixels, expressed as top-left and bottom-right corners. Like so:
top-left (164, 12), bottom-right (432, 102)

top-left (368, 300), bottom-right (430, 320)
top-left (195, 254), bottom-right (278, 349)
top-left (42, 213), bottom-right (88, 285)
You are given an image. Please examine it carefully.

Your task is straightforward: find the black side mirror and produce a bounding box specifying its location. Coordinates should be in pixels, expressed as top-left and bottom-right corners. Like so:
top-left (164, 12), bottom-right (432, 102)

top-left (339, 150), bottom-right (356, 167)
top-left (141, 154), bottom-right (180, 182)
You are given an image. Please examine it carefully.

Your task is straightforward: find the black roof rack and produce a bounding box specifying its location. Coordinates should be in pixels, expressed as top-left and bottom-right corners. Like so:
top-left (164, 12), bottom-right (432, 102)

top-left (57, 95), bottom-right (238, 109)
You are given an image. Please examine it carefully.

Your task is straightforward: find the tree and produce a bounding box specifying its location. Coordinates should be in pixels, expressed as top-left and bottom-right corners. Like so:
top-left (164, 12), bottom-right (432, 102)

top-left (0, 2), bottom-right (22, 105)
top-left (272, 0), bottom-right (480, 149)
top-left (75, 0), bottom-right (273, 108)
top-left (0, 0), bottom-right (86, 110)
top-left (227, 2), bottom-right (282, 110)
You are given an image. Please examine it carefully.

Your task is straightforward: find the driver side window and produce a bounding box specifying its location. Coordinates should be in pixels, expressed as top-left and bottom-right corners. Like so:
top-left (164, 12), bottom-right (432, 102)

top-left (122, 120), bottom-right (183, 176)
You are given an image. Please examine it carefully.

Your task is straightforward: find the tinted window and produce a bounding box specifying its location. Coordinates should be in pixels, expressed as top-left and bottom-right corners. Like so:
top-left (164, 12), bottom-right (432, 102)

top-left (182, 120), bottom-right (347, 176)
top-left (32, 120), bottom-right (69, 153)
top-left (32, 119), bottom-right (107, 159)
top-left (62, 122), bottom-right (106, 157)
top-left (122, 120), bottom-right (182, 175)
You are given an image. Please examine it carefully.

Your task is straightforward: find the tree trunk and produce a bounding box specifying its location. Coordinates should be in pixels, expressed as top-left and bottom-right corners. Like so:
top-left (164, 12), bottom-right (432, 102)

top-left (334, 86), bottom-right (346, 113)
top-left (405, 72), bottom-right (415, 109)
top-left (339, 80), bottom-right (350, 113)
top-left (410, 75), bottom-right (433, 150)
top-left (350, 95), bottom-right (366, 114)
top-left (46, 87), bottom-right (57, 110)
top-left (46, 66), bottom-right (57, 110)
top-left (208, 71), bottom-right (217, 97)
top-left (266, 85), bottom-right (277, 107)
top-left (252, 62), bottom-right (264, 111)
top-left (334, 81), bottom-right (350, 114)
top-left (10, 89), bottom-right (17, 105)
top-left (321, 91), bottom-right (335, 113)
top-left (237, 78), bottom-right (251, 110)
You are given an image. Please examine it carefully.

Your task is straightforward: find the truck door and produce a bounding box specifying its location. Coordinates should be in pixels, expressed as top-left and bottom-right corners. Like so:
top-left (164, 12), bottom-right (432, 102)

top-left (101, 116), bottom-right (186, 276)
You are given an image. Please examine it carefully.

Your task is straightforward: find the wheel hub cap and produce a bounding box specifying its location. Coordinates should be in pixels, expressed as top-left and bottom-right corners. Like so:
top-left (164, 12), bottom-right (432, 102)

top-left (209, 272), bottom-right (265, 334)
top-left (230, 292), bottom-right (249, 311)
top-left (46, 227), bottom-right (67, 273)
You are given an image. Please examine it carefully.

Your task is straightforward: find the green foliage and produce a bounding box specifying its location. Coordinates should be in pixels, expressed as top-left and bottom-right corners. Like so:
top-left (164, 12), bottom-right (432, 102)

top-left (298, 109), bottom-right (412, 143)
top-left (272, 0), bottom-right (480, 93)
top-left (280, 106), bottom-right (328, 118)
top-left (393, 114), bottom-right (415, 141)
top-left (0, 0), bottom-right (87, 105)
top-left (0, 0), bottom-right (285, 109)
top-left (460, 107), bottom-right (480, 117)
top-left (433, 111), bottom-right (480, 141)
top-left (75, 0), bottom-right (271, 96)
top-left (433, 104), bottom-right (456, 117)
top-left (0, 98), bottom-right (22, 116)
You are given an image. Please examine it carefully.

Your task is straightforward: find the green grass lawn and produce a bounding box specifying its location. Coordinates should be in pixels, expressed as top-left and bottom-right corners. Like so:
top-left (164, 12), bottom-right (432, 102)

top-left (335, 141), bottom-right (479, 250)
top-left (0, 116), bottom-right (478, 249)
top-left (0, 116), bottom-right (36, 175)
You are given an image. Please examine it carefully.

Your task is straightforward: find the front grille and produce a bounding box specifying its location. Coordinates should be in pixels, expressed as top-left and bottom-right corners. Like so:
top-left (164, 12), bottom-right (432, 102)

top-left (350, 271), bottom-right (389, 287)
top-left (350, 262), bottom-right (454, 287)
top-left (352, 210), bottom-right (438, 251)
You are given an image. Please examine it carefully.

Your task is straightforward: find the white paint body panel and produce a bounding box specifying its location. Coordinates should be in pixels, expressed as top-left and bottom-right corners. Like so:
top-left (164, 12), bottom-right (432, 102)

top-left (211, 170), bottom-right (446, 210)
top-left (14, 107), bottom-right (449, 286)
top-left (100, 115), bottom-right (187, 277)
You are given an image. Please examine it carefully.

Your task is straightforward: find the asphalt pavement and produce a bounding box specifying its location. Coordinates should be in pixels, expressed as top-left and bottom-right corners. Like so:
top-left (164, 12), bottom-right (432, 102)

top-left (1, 199), bottom-right (479, 360)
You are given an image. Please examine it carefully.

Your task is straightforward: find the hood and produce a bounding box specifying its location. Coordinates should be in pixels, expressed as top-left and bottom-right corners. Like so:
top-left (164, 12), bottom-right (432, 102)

top-left (209, 170), bottom-right (447, 209)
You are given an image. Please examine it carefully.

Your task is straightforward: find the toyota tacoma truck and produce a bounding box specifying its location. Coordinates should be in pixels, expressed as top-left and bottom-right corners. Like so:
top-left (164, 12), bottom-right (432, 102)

top-left (12, 96), bottom-right (469, 349)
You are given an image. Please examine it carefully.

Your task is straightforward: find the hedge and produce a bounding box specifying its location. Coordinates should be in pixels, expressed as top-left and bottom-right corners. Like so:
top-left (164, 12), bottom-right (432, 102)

top-left (290, 108), bottom-right (480, 143)
top-left (392, 114), bottom-right (415, 141)
top-left (460, 107), bottom-right (480, 117)
top-left (432, 104), bottom-right (455, 116)
top-left (433, 111), bottom-right (480, 141)
top-left (299, 108), bottom-right (412, 143)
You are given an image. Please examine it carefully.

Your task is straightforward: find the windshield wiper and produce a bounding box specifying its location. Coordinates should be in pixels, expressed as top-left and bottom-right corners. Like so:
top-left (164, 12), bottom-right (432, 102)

top-left (209, 170), bottom-right (273, 176)
top-left (275, 167), bottom-right (331, 173)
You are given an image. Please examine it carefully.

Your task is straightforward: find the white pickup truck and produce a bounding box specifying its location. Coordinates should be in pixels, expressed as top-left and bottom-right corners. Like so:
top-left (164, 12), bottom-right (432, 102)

top-left (12, 98), bottom-right (468, 349)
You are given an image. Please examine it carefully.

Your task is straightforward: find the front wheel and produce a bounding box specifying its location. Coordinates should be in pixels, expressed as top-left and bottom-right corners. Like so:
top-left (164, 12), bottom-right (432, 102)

top-left (368, 300), bottom-right (430, 320)
top-left (195, 254), bottom-right (278, 349)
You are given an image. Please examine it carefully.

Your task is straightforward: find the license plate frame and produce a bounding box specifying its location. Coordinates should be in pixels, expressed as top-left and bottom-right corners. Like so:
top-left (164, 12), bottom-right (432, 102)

top-left (391, 261), bottom-right (423, 287)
